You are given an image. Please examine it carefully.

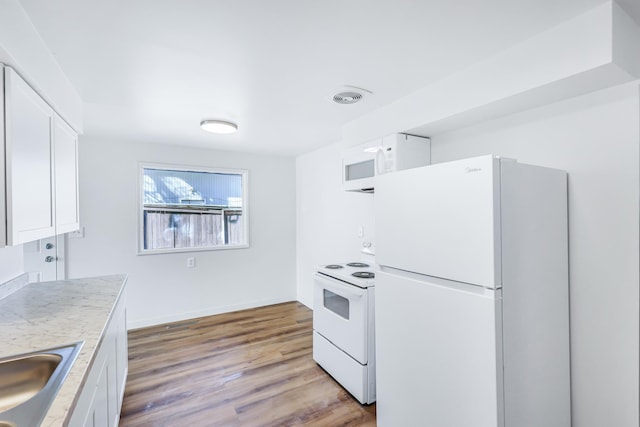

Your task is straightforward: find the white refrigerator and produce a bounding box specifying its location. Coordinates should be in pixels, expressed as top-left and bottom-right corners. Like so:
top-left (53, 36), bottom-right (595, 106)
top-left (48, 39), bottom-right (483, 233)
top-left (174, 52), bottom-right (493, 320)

top-left (374, 155), bottom-right (570, 427)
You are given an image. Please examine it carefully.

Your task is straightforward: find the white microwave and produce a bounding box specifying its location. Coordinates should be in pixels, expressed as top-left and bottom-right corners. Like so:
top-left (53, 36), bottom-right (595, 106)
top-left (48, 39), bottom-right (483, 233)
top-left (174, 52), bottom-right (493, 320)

top-left (342, 134), bottom-right (431, 192)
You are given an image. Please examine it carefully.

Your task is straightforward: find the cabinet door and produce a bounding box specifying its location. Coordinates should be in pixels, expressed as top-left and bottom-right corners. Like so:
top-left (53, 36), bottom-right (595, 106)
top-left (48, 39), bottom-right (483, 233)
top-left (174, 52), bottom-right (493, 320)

top-left (69, 347), bottom-right (108, 427)
top-left (0, 68), bottom-right (5, 247)
top-left (115, 292), bottom-right (128, 412)
top-left (68, 291), bottom-right (128, 427)
top-left (91, 355), bottom-right (110, 427)
top-left (54, 114), bottom-right (80, 234)
top-left (4, 67), bottom-right (55, 245)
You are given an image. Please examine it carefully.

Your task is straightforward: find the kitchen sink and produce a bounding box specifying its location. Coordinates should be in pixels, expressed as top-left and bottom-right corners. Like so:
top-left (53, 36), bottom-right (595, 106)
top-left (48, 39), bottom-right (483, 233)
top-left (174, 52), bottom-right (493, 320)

top-left (0, 342), bottom-right (83, 427)
top-left (0, 354), bottom-right (62, 412)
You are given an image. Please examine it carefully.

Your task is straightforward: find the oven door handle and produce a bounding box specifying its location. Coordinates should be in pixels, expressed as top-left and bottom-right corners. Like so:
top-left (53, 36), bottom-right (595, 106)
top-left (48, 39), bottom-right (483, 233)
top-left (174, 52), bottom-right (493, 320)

top-left (316, 275), bottom-right (365, 299)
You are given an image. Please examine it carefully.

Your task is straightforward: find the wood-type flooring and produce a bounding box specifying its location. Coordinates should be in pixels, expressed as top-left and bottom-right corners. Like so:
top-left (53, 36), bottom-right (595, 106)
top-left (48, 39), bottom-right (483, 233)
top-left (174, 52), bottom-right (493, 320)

top-left (119, 302), bottom-right (376, 426)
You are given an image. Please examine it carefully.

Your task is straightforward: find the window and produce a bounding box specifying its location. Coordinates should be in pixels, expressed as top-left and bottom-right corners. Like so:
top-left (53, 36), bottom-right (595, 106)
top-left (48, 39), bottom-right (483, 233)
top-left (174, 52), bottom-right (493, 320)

top-left (138, 163), bottom-right (248, 254)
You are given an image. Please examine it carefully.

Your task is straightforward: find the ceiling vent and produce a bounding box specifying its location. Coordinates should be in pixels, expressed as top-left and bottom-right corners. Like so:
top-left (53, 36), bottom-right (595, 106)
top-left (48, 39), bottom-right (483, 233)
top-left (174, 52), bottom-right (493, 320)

top-left (333, 91), bottom-right (363, 104)
top-left (329, 86), bottom-right (373, 105)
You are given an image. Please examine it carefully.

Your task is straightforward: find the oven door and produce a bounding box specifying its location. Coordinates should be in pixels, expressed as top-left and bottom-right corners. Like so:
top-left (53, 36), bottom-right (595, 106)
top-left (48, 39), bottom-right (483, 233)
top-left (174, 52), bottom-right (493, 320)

top-left (313, 272), bottom-right (369, 364)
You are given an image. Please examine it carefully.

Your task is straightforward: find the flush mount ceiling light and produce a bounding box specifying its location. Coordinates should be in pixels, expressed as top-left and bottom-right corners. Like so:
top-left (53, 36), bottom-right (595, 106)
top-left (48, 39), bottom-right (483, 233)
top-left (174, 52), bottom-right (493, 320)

top-left (200, 119), bottom-right (238, 134)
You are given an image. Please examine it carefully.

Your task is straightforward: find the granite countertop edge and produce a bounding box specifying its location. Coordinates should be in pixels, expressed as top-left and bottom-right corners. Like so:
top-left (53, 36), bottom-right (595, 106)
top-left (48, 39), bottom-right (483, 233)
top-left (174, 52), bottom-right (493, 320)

top-left (0, 274), bottom-right (128, 427)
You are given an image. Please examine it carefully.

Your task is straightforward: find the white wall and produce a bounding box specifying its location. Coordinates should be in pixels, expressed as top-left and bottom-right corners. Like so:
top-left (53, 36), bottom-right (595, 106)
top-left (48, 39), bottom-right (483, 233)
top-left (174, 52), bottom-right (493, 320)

top-left (0, 0), bottom-right (82, 286)
top-left (430, 83), bottom-right (639, 427)
top-left (344, 2), bottom-right (640, 147)
top-left (296, 141), bottom-right (375, 307)
top-left (68, 138), bottom-right (297, 329)
top-left (0, 245), bottom-right (23, 284)
top-left (295, 83), bottom-right (638, 426)
top-left (0, 0), bottom-right (83, 131)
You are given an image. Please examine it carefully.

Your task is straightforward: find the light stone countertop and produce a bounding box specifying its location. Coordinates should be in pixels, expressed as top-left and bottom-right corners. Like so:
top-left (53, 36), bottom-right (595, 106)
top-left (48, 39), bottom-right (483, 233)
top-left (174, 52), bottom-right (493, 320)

top-left (0, 274), bottom-right (128, 427)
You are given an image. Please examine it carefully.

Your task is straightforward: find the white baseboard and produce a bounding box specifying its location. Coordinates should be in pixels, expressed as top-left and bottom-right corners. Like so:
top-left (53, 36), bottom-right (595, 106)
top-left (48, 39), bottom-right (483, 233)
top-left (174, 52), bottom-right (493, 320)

top-left (297, 295), bottom-right (312, 310)
top-left (127, 296), bottom-right (297, 330)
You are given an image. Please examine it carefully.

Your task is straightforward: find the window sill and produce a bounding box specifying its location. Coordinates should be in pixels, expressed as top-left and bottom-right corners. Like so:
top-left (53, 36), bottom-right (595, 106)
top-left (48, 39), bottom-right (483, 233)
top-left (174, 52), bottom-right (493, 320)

top-left (137, 244), bottom-right (250, 256)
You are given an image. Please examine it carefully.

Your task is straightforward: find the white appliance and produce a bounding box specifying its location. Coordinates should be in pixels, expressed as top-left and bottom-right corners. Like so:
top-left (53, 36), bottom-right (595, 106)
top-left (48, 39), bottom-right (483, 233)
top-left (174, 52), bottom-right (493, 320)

top-left (342, 133), bottom-right (430, 193)
top-left (374, 155), bottom-right (570, 427)
top-left (312, 262), bottom-right (376, 404)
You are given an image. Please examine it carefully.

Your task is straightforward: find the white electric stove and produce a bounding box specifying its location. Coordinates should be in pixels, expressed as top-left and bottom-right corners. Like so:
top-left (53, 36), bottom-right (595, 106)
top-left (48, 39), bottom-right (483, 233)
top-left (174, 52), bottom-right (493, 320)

top-left (312, 261), bottom-right (376, 404)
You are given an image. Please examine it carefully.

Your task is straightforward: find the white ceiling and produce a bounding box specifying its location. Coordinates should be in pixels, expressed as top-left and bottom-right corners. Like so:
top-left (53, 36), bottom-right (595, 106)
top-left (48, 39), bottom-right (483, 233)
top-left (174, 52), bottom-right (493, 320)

top-left (18, 0), bottom-right (619, 156)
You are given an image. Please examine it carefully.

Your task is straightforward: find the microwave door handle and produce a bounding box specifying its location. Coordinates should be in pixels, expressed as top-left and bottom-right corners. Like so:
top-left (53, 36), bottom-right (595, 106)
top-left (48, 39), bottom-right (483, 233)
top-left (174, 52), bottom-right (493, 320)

top-left (376, 148), bottom-right (386, 175)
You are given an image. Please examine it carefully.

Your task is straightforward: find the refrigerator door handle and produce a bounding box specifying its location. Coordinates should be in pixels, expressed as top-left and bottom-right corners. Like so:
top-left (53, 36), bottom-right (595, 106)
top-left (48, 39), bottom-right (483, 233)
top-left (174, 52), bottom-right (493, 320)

top-left (378, 265), bottom-right (500, 297)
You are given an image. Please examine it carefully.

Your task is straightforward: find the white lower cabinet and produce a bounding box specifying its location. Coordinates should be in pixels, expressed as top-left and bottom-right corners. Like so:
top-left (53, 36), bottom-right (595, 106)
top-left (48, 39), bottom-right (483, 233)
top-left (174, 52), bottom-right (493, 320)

top-left (69, 290), bottom-right (127, 427)
top-left (114, 298), bottom-right (128, 412)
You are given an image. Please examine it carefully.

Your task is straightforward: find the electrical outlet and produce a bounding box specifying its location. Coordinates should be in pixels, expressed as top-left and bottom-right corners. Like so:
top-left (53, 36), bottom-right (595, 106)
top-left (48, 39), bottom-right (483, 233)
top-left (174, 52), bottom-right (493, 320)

top-left (69, 227), bottom-right (85, 239)
top-left (357, 226), bottom-right (364, 238)
top-left (187, 257), bottom-right (195, 268)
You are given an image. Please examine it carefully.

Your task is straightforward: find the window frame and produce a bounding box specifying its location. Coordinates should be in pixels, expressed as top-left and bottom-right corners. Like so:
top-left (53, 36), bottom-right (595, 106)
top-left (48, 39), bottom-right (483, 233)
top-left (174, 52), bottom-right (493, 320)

top-left (137, 162), bottom-right (249, 255)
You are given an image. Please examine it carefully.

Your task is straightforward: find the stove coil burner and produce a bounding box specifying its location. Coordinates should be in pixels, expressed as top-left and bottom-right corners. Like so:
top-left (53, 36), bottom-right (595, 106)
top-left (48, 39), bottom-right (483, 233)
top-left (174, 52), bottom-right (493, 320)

top-left (352, 271), bottom-right (375, 279)
top-left (325, 264), bottom-right (344, 269)
top-left (347, 262), bottom-right (369, 268)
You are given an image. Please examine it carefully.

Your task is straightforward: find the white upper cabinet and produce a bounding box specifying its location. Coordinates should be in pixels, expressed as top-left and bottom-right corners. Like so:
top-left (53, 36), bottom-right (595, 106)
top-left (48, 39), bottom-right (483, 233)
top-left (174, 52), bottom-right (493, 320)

top-left (0, 69), bottom-right (5, 247)
top-left (1, 66), bottom-right (80, 247)
top-left (4, 67), bottom-right (56, 245)
top-left (54, 114), bottom-right (80, 234)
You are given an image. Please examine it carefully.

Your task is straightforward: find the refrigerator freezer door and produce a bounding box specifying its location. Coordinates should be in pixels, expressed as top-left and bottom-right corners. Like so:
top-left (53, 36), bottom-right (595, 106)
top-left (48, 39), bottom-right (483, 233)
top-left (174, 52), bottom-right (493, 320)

top-left (375, 155), bottom-right (501, 288)
top-left (375, 269), bottom-right (503, 427)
